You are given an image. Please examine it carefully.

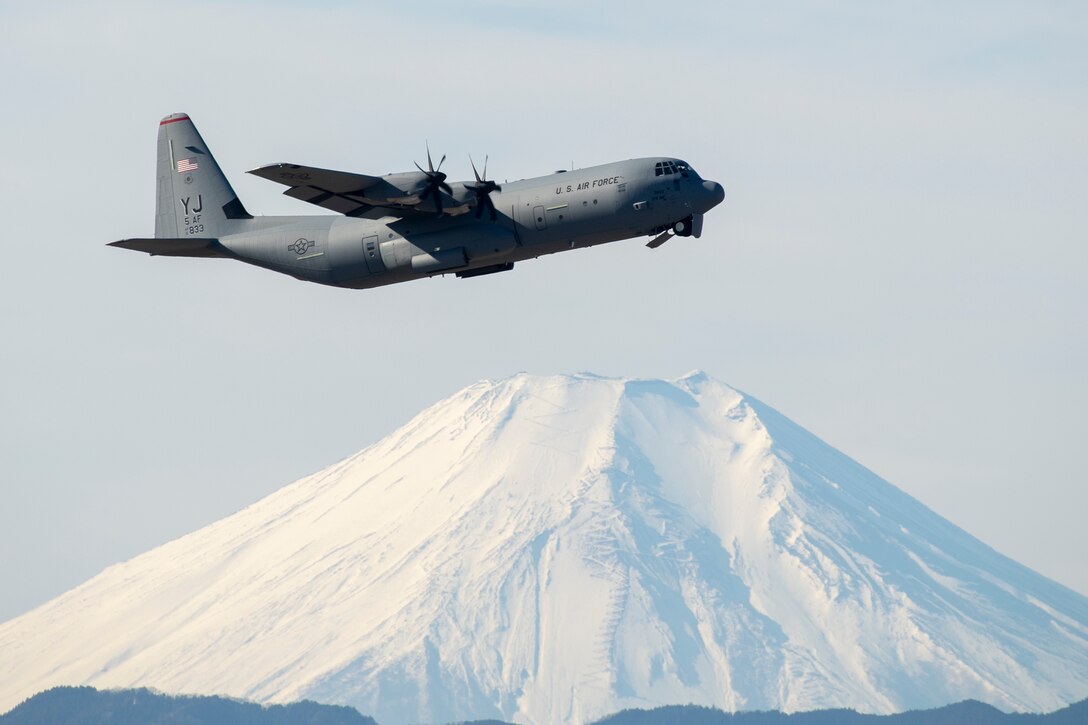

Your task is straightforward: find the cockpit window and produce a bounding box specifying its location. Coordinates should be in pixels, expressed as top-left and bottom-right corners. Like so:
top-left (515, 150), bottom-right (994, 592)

top-left (654, 161), bottom-right (681, 177)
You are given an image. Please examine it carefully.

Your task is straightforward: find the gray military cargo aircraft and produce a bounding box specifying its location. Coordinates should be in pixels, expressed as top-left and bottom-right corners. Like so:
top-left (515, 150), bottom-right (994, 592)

top-left (110, 113), bottom-right (726, 289)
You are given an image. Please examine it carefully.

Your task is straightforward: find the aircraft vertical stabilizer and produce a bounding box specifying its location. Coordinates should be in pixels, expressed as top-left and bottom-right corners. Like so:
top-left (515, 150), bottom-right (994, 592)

top-left (155, 113), bottom-right (251, 239)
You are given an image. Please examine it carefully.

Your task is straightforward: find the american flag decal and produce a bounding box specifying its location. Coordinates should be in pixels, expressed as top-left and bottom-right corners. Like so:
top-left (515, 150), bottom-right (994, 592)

top-left (176, 158), bottom-right (199, 173)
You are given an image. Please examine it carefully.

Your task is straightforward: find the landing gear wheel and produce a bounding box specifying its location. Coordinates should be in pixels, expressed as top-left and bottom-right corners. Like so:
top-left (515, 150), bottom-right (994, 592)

top-left (673, 215), bottom-right (694, 237)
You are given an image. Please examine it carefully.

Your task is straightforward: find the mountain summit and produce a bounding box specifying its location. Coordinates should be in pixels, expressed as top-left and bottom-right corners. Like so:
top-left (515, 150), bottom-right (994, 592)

top-left (2, 373), bottom-right (1086, 724)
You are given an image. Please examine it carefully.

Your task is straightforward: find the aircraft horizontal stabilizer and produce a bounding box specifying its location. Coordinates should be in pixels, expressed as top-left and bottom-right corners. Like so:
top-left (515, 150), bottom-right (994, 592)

top-left (108, 238), bottom-right (227, 258)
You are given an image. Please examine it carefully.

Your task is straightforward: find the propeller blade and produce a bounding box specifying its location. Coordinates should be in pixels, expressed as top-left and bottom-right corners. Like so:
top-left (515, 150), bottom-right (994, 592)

top-left (466, 154), bottom-right (502, 221)
top-left (414, 144), bottom-right (455, 215)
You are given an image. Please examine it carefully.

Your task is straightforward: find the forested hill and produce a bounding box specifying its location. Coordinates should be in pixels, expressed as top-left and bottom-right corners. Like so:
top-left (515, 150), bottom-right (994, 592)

top-left (0, 686), bottom-right (375, 725)
top-left (593, 699), bottom-right (1088, 725)
top-left (2, 687), bottom-right (1086, 725)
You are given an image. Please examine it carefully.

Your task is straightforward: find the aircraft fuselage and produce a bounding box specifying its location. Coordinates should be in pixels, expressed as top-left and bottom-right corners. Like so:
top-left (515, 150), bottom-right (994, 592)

top-left (220, 159), bottom-right (723, 289)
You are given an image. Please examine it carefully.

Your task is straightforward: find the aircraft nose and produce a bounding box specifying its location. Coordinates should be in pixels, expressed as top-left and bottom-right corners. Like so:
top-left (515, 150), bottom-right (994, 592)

top-left (702, 180), bottom-right (725, 210)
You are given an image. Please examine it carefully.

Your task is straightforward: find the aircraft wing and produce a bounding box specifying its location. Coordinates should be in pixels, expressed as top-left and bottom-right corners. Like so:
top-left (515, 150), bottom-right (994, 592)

top-left (248, 163), bottom-right (434, 219)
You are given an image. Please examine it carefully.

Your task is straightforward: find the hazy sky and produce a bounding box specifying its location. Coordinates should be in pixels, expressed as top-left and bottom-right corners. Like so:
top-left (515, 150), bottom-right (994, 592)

top-left (0, 1), bottom-right (1085, 622)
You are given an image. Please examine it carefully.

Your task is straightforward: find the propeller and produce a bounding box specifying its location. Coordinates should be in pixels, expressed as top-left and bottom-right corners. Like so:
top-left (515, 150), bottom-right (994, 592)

top-left (465, 155), bottom-right (502, 221)
top-left (414, 143), bottom-right (453, 215)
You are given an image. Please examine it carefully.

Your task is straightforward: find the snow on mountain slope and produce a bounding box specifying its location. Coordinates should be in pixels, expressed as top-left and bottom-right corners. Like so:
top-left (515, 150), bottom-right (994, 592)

top-left (1, 372), bottom-right (1086, 724)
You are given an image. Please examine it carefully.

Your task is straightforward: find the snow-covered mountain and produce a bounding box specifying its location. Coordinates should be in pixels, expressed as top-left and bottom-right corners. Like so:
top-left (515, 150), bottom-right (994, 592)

top-left (2, 372), bottom-right (1086, 724)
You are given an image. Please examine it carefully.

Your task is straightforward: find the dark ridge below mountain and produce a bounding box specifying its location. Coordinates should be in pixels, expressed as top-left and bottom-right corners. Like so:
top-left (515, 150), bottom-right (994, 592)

top-left (0, 686), bottom-right (375, 725)
top-left (3, 687), bottom-right (1086, 725)
top-left (591, 698), bottom-right (1088, 725)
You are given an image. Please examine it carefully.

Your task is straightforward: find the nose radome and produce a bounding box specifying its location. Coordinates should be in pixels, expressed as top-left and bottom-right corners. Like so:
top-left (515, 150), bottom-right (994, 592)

top-left (703, 180), bottom-right (725, 208)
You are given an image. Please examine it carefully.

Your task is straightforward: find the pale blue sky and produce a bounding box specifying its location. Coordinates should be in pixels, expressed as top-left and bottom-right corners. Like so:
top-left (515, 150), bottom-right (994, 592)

top-left (0, 1), bottom-right (1085, 621)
